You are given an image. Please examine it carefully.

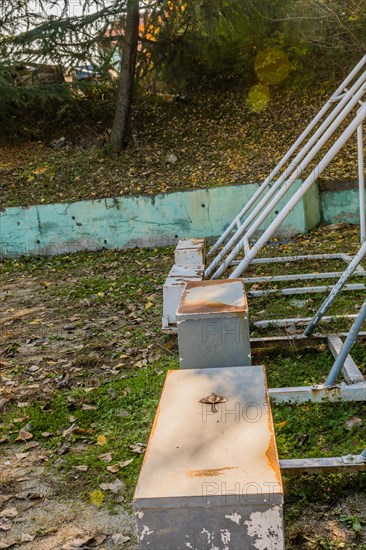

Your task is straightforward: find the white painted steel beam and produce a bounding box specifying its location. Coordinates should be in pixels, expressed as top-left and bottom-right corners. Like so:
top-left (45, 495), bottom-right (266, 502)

top-left (229, 106), bottom-right (366, 279)
top-left (248, 253), bottom-right (347, 265)
top-left (327, 334), bottom-right (364, 383)
top-left (358, 124), bottom-right (365, 243)
top-left (250, 333), bottom-right (366, 349)
top-left (244, 270), bottom-right (366, 284)
top-left (254, 314), bottom-right (358, 329)
top-left (280, 455), bottom-right (366, 475)
top-left (325, 299), bottom-right (366, 386)
top-left (248, 283), bottom-right (366, 297)
top-left (269, 382), bottom-right (366, 403)
top-left (206, 56), bottom-right (366, 264)
top-left (209, 77), bottom-right (366, 279)
top-left (304, 242), bottom-right (366, 336)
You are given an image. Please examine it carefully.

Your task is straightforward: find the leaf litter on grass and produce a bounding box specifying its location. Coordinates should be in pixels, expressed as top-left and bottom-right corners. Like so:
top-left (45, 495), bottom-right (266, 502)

top-left (0, 84), bottom-right (361, 208)
top-left (0, 226), bottom-right (365, 548)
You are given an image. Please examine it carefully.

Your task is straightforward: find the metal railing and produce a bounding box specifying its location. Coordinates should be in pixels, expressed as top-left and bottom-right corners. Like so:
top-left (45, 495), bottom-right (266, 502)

top-left (206, 55), bottom-right (366, 279)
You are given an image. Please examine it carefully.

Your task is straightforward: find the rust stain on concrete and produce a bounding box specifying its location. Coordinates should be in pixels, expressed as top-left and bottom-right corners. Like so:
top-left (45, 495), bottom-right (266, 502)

top-left (178, 279), bottom-right (247, 315)
top-left (265, 383), bottom-right (283, 488)
top-left (186, 467), bottom-right (238, 477)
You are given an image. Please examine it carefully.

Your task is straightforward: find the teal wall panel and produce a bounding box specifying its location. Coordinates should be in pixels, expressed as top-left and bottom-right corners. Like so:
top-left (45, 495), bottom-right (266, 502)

top-left (321, 188), bottom-right (361, 225)
top-left (0, 181), bottom-right (319, 257)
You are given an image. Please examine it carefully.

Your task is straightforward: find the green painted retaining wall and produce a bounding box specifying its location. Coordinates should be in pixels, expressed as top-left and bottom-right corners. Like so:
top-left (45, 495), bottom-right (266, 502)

top-left (321, 180), bottom-right (363, 225)
top-left (0, 180), bottom-right (320, 258)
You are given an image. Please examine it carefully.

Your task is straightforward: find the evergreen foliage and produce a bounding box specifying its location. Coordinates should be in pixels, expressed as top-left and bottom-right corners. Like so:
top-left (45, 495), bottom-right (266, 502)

top-left (0, 0), bottom-right (364, 140)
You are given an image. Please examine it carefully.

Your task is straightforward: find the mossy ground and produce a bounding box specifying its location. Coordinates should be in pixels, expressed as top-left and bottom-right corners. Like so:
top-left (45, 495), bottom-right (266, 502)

top-left (1, 224), bottom-right (365, 548)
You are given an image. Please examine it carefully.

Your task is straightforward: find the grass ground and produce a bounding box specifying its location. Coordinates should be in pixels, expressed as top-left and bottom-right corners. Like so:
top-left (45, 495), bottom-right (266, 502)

top-left (0, 223), bottom-right (365, 549)
top-left (0, 83), bottom-right (361, 209)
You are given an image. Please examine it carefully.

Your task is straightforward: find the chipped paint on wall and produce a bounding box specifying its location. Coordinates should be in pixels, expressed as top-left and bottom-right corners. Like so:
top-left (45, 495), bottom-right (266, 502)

top-left (139, 525), bottom-right (153, 541)
top-left (321, 188), bottom-right (361, 225)
top-left (244, 506), bottom-right (284, 550)
top-left (220, 527), bottom-right (231, 549)
top-left (0, 180), bottom-right (318, 258)
top-left (224, 512), bottom-right (241, 525)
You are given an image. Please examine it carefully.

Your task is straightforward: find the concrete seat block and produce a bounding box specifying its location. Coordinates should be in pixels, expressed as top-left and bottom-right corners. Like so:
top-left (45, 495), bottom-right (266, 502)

top-left (176, 279), bottom-right (251, 368)
top-left (134, 366), bottom-right (284, 550)
top-left (162, 265), bottom-right (204, 330)
top-left (175, 238), bottom-right (205, 266)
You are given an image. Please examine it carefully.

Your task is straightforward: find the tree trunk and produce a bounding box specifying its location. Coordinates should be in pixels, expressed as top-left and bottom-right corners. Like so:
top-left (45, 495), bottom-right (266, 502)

top-left (110, 0), bottom-right (139, 150)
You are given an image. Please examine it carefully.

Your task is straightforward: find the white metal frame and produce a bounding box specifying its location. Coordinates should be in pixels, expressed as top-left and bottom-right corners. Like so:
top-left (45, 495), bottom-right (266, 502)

top-left (204, 55), bottom-right (366, 417)
top-left (205, 56), bottom-right (366, 281)
top-left (250, 333), bottom-right (366, 404)
top-left (251, 332), bottom-right (366, 474)
top-left (164, 58), bottom-right (366, 474)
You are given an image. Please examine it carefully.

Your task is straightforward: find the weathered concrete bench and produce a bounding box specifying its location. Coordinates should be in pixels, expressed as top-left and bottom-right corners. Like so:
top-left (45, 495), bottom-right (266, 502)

top-left (134, 366), bottom-right (284, 549)
top-left (162, 239), bottom-right (205, 332)
top-left (176, 279), bottom-right (251, 369)
top-left (162, 264), bottom-right (204, 330)
top-left (174, 237), bottom-right (206, 266)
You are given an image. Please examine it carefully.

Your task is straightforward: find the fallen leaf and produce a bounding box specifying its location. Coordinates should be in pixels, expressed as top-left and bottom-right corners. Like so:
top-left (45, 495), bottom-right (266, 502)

top-left (82, 404), bottom-right (98, 411)
top-left (98, 452), bottom-right (113, 463)
top-left (106, 463), bottom-right (121, 474)
top-left (99, 479), bottom-right (125, 494)
top-left (96, 435), bottom-right (107, 446)
top-left (13, 416), bottom-right (27, 424)
top-left (134, 359), bottom-right (147, 368)
top-left (0, 540), bottom-right (16, 549)
top-left (0, 496), bottom-right (13, 508)
top-left (58, 443), bottom-right (70, 455)
top-left (15, 452), bottom-right (29, 460)
top-left (20, 533), bottom-right (36, 543)
top-left (61, 536), bottom-right (95, 549)
top-left (120, 458), bottom-right (135, 468)
top-left (107, 459), bottom-right (134, 473)
top-left (62, 423), bottom-right (77, 438)
top-left (129, 443), bottom-right (146, 454)
top-left (145, 302), bottom-right (153, 310)
top-left (0, 517), bottom-right (13, 531)
top-left (0, 509), bottom-right (17, 519)
top-left (22, 441), bottom-right (38, 451)
top-left (344, 416), bottom-right (363, 430)
top-left (285, 323), bottom-right (298, 335)
top-left (15, 490), bottom-right (43, 500)
top-left (15, 429), bottom-right (33, 442)
top-left (111, 533), bottom-right (130, 545)
top-left (276, 421), bottom-right (287, 429)
top-left (74, 465), bottom-right (88, 472)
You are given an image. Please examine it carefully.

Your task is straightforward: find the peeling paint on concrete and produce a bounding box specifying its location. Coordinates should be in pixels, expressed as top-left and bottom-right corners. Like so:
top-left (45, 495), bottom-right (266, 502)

top-left (224, 512), bottom-right (241, 525)
top-left (139, 525), bottom-right (153, 541)
top-left (0, 180), bottom-right (318, 258)
top-left (201, 527), bottom-right (215, 545)
top-left (220, 527), bottom-right (231, 547)
top-left (244, 506), bottom-right (284, 549)
top-left (321, 188), bottom-right (361, 225)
